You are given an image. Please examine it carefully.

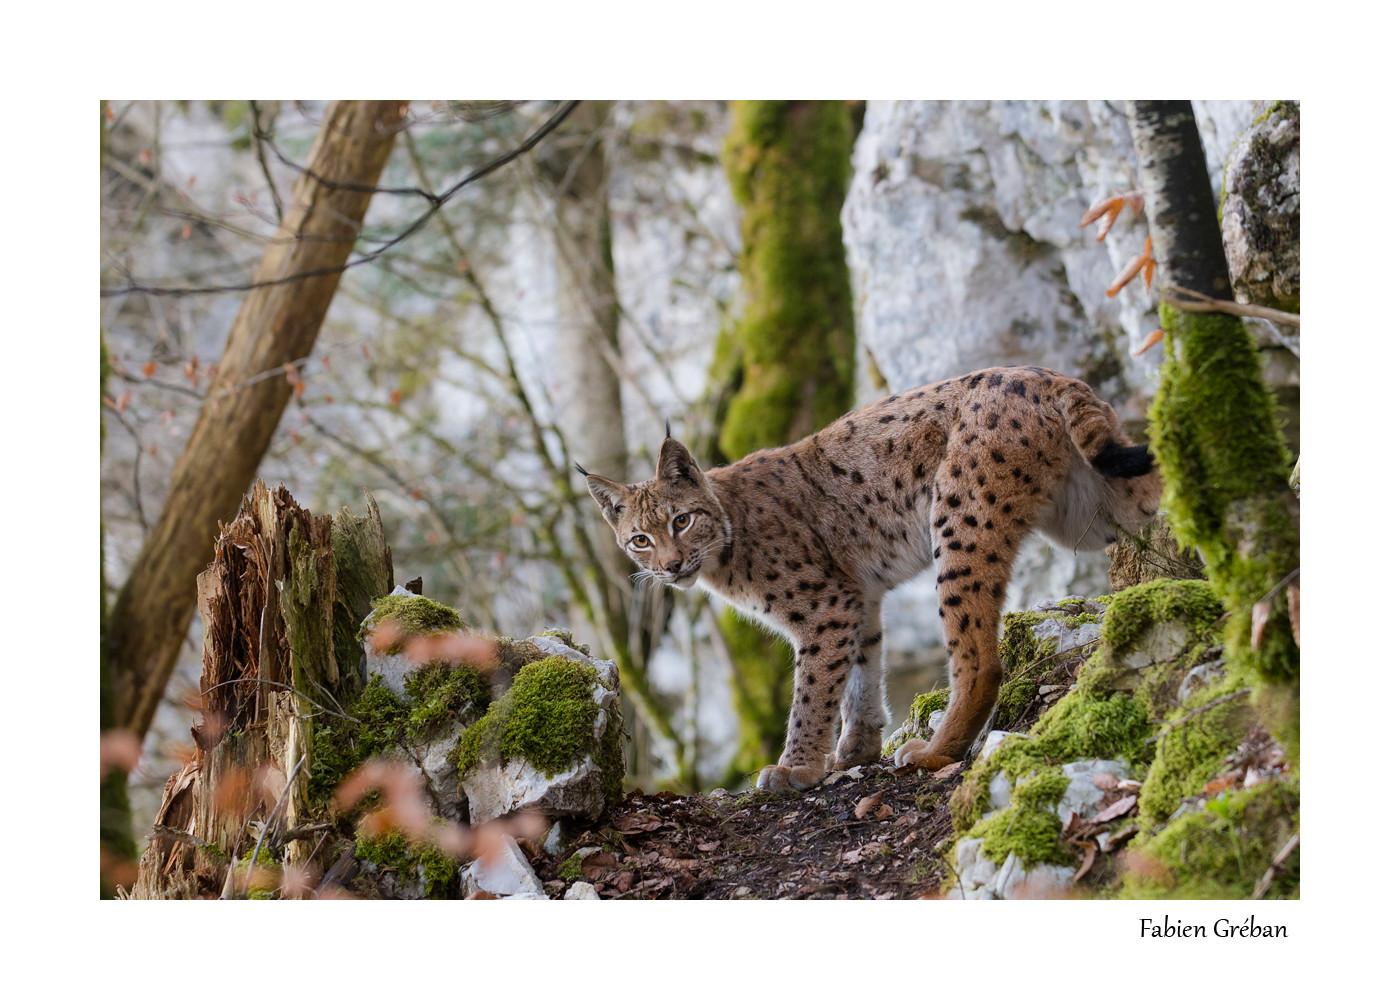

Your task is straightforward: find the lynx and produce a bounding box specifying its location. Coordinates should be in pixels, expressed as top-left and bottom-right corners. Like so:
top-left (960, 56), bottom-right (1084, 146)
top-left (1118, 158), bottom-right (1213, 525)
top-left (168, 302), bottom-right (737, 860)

top-left (580, 366), bottom-right (1161, 791)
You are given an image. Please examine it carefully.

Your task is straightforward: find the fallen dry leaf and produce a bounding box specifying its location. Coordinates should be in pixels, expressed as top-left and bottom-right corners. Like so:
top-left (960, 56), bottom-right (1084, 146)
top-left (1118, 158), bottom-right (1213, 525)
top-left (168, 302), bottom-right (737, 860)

top-left (854, 790), bottom-right (885, 820)
top-left (1073, 842), bottom-right (1099, 883)
top-left (1089, 794), bottom-right (1138, 825)
top-left (613, 812), bottom-right (663, 835)
top-left (932, 761), bottom-right (964, 781)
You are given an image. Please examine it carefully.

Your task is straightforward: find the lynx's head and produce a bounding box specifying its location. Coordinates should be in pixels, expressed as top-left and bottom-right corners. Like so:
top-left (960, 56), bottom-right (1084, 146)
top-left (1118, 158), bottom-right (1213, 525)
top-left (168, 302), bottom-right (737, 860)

top-left (579, 433), bottom-right (729, 590)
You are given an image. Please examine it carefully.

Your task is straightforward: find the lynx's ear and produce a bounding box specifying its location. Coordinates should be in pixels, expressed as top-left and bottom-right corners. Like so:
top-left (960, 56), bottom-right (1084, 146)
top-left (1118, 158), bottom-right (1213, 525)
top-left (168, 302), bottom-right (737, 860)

top-left (583, 472), bottom-right (628, 526)
top-left (656, 436), bottom-right (702, 486)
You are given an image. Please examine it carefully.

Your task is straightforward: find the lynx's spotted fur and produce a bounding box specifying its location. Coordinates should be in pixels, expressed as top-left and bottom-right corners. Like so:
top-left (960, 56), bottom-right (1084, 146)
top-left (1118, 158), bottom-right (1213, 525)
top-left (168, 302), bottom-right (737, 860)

top-left (582, 366), bottom-right (1161, 791)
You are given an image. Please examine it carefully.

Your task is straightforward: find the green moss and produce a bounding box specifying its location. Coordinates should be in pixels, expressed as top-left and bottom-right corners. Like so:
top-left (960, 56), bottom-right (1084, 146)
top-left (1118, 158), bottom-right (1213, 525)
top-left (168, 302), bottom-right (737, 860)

top-left (953, 680), bottom-right (1153, 836)
top-left (1123, 778), bottom-right (1299, 899)
top-left (557, 852), bottom-right (585, 883)
top-left (967, 770), bottom-right (1073, 867)
top-left (403, 662), bottom-right (491, 742)
top-left (355, 831), bottom-right (457, 899)
top-left (714, 102), bottom-right (856, 782)
top-left (239, 844), bottom-right (280, 900)
top-left (1149, 305), bottom-right (1299, 759)
top-left (1100, 578), bottom-right (1222, 655)
top-left (910, 688), bottom-right (950, 723)
top-left (358, 593), bottom-right (465, 650)
top-left (1138, 675), bottom-right (1252, 825)
top-left (453, 655), bottom-right (599, 778)
top-left (309, 674), bottom-right (415, 803)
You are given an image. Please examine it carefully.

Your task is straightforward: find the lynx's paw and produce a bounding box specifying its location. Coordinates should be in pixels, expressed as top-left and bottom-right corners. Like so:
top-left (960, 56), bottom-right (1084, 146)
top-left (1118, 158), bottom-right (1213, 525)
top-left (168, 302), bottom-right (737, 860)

top-left (892, 739), bottom-right (959, 772)
top-left (834, 725), bottom-right (883, 769)
top-left (755, 762), bottom-right (827, 792)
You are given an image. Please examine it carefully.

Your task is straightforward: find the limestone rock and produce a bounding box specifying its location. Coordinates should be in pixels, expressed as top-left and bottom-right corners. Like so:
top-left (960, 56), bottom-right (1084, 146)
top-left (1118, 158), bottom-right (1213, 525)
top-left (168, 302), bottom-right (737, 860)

top-left (460, 634), bottom-right (623, 825)
top-left (462, 837), bottom-right (546, 900)
top-left (946, 836), bottom-right (1076, 901)
top-left (564, 881), bottom-right (601, 900)
top-left (1221, 102), bottom-right (1300, 311)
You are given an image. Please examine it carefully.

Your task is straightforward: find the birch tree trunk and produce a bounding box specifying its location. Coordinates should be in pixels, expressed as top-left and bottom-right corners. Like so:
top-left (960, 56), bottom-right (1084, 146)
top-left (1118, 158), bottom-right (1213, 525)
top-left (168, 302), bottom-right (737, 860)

top-left (1128, 101), bottom-right (1300, 758)
top-left (539, 100), bottom-right (681, 786)
top-left (106, 101), bottom-right (407, 741)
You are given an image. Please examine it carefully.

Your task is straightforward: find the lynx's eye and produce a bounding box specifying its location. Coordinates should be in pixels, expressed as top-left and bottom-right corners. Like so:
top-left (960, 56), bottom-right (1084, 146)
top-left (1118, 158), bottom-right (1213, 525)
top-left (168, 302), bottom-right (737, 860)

top-left (672, 512), bottom-right (693, 533)
top-left (629, 534), bottom-right (652, 550)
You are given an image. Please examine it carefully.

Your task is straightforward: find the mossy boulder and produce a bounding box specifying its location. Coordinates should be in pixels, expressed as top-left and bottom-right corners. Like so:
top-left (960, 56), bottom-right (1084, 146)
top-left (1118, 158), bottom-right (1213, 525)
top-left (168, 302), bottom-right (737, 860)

top-left (1123, 777), bottom-right (1299, 899)
top-left (453, 634), bottom-right (624, 824)
top-left (942, 579), bottom-right (1295, 900)
top-left (354, 830), bottom-right (459, 900)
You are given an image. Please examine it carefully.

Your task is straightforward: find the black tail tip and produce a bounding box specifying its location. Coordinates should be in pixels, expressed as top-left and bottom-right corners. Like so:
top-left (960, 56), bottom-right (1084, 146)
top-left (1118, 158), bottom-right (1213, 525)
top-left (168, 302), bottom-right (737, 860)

top-left (1092, 443), bottom-right (1154, 478)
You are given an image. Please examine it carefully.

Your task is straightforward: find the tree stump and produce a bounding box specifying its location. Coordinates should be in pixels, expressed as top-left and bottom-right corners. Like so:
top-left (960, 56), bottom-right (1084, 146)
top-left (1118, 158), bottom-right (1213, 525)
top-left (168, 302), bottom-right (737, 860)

top-left (129, 482), bottom-right (392, 898)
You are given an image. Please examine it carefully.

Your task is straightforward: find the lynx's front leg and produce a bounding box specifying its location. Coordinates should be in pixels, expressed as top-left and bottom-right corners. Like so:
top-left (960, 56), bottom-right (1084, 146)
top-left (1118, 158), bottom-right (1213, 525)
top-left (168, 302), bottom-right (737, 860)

top-left (756, 589), bottom-right (865, 792)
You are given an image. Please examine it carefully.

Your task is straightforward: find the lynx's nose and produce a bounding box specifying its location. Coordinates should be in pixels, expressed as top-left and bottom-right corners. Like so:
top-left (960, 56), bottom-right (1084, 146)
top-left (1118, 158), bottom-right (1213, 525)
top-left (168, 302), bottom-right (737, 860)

top-left (664, 559), bottom-right (683, 575)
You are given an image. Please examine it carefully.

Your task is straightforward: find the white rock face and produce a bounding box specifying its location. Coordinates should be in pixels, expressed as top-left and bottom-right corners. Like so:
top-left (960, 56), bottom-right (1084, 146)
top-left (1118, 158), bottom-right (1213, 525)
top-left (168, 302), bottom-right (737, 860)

top-left (1057, 759), bottom-right (1131, 824)
top-left (564, 881), bottom-right (601, 900)
top-left (946, 837), bottom-right (1076, 901)
top-left (463, 837), bottom-right (547, 900)
top-left (842, 100), bottom-right (1255, 658)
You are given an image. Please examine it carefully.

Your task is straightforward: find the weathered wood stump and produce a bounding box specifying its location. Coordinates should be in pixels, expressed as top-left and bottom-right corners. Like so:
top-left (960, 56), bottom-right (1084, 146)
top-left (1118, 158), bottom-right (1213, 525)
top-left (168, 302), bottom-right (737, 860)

top-left (130, 482), bottom-right (392, 898)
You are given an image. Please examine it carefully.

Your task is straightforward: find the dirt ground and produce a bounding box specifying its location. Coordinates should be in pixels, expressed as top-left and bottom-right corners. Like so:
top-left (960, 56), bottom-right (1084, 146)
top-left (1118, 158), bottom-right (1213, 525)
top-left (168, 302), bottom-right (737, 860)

top-left (532, 762), bottom-right (962, 899)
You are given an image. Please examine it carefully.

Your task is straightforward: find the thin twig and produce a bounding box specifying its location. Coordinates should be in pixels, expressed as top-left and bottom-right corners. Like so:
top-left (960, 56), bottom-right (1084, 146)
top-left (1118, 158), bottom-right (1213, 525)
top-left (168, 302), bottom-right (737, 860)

top-left (240, 752), bottom-right (307, 897)
top-left (1146, 687), bottom-right (1251, 743)
top-left (1161, 285), bottom-right (1300, 327)
top-left (1251, 832), bottom-right (1300, 899)
top-left (102, 101), bottom-right (580, 299)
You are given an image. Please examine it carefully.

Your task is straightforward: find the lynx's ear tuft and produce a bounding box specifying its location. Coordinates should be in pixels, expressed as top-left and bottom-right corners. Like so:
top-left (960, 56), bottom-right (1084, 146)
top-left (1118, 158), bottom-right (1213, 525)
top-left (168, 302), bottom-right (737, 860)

top-left (584, 474), bottom-right (627, 526)
top-left (656, 436), bottom-right (701, 486)
top-left (664, 418), bottom-right (672, 441)
top-left (572, 461), bottom-right (589, 477)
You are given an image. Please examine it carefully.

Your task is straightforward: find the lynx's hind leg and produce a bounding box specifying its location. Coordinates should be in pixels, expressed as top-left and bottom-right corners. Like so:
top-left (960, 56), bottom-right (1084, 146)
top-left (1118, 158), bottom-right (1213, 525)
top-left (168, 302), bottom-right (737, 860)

top-left (895, 469), bottom-right (1035, 771)
top-left (835, 600), bottom-right (889, 768)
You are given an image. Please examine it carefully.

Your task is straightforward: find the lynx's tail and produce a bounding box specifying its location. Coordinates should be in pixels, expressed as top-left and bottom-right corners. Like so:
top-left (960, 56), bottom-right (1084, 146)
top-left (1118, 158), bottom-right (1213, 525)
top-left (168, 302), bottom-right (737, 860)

top-left (1057, 377), bottom-right (1154, 479)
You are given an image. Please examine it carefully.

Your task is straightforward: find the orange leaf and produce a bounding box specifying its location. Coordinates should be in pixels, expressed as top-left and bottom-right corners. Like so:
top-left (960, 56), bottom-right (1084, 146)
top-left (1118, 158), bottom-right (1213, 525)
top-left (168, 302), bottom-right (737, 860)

top-left (1133, 329), bottom-right (1165, 357)
top-left (142, 360), bottom-right (157, 378)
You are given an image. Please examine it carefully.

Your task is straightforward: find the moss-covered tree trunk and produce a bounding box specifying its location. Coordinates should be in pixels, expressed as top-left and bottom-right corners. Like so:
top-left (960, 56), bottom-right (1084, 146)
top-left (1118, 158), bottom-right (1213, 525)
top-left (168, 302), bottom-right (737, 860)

top-left (1128, 101), bottom-right (1300, 758)
top-left (714, 101), bottom-right (856, 778)
top-left (106, 101), bottom-right (407, 746)
top-left (130, 483), bottom-right (393, 899)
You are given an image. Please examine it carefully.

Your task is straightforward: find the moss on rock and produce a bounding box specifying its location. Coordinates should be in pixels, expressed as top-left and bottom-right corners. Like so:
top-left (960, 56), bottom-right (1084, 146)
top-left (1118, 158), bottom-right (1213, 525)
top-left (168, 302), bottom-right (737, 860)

top-left (358, 593), bottom-right (465, 650)
top-left (355, 830), bottom-right (458, 899)
top-left (453, 655), bottom-right (601, 778)
top-left (1137, 675), bottom-right (1252, 825)
top-left (1123, 777), bottom-right (1299, 899)
top-left (1100, 578), bottom-right (1222, 657)
top-left (967, 770), bottom-right (1073, 867)
top-left (403, 662), bottom-right (491, 743)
